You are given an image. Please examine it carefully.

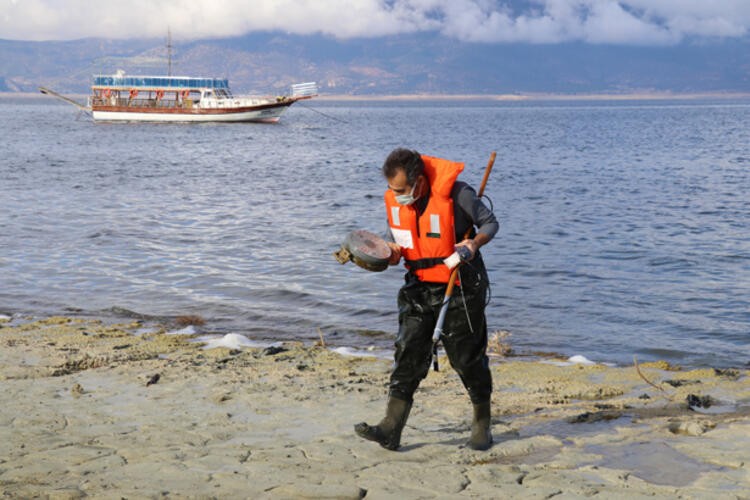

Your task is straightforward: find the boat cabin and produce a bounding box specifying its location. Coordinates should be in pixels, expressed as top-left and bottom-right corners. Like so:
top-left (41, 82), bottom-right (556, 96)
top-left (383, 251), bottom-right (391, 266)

top-left (90, 74), bottom-right (233, 109)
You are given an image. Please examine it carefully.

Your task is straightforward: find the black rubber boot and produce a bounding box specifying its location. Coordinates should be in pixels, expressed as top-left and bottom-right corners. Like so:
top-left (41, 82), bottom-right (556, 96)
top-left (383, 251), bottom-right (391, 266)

top-left (467, 401), bottom-right (493, 451)
top-left (354, 397), bottom-right (412, 451)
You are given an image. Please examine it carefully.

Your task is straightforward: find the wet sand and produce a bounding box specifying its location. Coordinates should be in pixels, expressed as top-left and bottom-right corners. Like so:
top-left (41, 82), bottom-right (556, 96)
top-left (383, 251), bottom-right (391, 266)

top-left (1, 316), bottom-right (749, 499)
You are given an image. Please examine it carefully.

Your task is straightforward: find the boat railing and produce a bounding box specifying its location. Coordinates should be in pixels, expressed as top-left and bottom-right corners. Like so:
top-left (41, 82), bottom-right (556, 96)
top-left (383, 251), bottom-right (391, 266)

top-left (91, 97), bottom-right (198, 108)
top-left (291, 82), bottom-right (318, 97)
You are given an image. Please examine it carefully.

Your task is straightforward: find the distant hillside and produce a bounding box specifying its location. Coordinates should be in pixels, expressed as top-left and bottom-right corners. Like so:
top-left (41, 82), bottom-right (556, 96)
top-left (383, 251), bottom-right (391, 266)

top-left (1, 32), bottom-right (749, 95)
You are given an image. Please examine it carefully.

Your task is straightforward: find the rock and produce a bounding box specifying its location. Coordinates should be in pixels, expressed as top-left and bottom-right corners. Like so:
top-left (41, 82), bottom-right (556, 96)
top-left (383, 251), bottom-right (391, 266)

top-left (686, 394), bottom-right (715, 409)
top-left (261, 346), bottom-right (288, 356)
top-left (668, 420), bottom-right (716, 436)
top-left (567, 410), bottom-right (622, 424)
top-left (664, 379), bottom-right (701, 388)
top-left (713, 368), bottom-right (740, 379)
top-left (212, 391), bottom-right (233, 403)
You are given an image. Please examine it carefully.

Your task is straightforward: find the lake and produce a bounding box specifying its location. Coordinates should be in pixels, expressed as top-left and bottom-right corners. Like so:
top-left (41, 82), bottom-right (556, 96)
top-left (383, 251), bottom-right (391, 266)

top-left (1, 95), bottom-right (748, 368)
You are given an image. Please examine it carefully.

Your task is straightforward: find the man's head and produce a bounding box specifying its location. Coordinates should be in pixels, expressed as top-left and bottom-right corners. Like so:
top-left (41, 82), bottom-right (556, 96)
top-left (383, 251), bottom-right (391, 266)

top-left (383, 148), bottom-right (427, 205)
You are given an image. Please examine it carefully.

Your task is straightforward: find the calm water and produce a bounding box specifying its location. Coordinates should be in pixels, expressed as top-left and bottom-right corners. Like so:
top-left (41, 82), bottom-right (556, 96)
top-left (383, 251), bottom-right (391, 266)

top-left (1, 96), bottom-right (749, 368)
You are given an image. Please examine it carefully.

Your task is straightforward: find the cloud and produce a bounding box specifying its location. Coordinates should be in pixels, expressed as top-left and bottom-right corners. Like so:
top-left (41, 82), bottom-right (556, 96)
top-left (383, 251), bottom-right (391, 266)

top-left (1, 0), bottom-right (748, 45)
top-left (436, 0), bottom-right (748, 44)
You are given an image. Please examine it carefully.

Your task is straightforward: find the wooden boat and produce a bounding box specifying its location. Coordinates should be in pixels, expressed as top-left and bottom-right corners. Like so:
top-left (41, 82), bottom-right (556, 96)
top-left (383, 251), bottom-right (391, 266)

top-left (87, 72), bottom-right (317, 123)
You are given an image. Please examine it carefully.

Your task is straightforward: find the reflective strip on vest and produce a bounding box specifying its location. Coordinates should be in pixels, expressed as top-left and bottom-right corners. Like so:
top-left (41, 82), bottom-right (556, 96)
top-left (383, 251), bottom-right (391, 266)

top-left (428, 214), bottom-right (440, 238)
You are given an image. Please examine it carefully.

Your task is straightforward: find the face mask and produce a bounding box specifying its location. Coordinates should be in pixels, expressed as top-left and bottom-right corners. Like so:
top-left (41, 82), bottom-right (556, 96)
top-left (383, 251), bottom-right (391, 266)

top-left (395, 178), bottom-right (420, 206)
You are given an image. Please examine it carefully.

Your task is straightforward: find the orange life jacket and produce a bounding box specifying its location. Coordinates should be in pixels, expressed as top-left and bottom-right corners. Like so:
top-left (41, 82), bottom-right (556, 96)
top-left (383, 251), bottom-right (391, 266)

top-left (384, 155), bottom-right (464, 283)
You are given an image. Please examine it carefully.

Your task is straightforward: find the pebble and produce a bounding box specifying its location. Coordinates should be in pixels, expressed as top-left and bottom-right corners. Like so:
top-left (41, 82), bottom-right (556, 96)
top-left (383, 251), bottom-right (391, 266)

top-left (668, 420), bottom-right (716, 436)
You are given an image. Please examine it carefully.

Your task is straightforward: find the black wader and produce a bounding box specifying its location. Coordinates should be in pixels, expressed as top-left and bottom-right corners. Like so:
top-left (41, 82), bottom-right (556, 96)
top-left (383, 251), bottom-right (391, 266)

top-left (388, 261), bottom-right (493, 405)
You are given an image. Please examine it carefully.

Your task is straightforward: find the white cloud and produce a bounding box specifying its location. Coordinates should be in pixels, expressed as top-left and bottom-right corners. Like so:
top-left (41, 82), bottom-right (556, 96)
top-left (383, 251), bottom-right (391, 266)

top-left (630, 0), bottom-right (750, 38)
top-left (1, 0), bottom-right (748, 44)
top-left (581, 2), bottom-right (678, 45)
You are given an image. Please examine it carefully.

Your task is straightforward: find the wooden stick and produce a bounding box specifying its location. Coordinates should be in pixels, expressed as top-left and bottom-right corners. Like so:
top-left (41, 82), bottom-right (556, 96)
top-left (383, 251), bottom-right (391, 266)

top-left (316, 327), bottom-right (326, 348)
top-left (476, 151), bottom-right (497, 200)
top-left (441, 152), bottom-right (497, 301)
top-left (432, 152), bottom-right (497, 371)
top-left (634, 355), bottom-right (667, 393)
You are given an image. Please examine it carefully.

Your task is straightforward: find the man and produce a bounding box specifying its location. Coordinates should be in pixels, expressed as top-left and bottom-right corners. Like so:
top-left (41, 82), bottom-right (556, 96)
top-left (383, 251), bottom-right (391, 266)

top-left (355, 148), bottom-right (498, 451)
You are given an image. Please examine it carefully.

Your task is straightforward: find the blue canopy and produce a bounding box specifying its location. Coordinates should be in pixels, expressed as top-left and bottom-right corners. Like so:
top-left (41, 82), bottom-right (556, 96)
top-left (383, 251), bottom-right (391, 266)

top-left (93, 75), bottom-right (229, 90)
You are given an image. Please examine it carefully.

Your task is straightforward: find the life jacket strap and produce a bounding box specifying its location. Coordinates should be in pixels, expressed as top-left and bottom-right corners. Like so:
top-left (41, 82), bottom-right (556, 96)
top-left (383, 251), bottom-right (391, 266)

top-left (405, 257), bottom-right (449, 270)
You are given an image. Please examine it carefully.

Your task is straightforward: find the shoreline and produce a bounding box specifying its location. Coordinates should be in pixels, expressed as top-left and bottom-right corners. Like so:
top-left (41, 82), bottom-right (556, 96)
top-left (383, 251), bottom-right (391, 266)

top-left (5, 90), bottom-right (750, 102)
top-left (1, 309), bottom-right (746, 371)
top-left (316, 91), bottom-right (750, 102)
top-left (1, 315), bottom-right (749, 498)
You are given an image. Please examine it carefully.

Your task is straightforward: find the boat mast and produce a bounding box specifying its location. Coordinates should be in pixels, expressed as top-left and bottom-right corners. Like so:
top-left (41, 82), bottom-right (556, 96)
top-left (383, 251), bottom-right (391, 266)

top-left (167, 27), bottom-right (173, 77)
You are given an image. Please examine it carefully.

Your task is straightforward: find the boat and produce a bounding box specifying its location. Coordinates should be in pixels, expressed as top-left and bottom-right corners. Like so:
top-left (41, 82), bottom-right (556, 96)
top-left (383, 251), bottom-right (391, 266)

top-left (41, 29), bottom-right (317, 123)
top-left (40, 72), bottom-right (317, 123)
top-left (87, 71), bottom-right (317, 123)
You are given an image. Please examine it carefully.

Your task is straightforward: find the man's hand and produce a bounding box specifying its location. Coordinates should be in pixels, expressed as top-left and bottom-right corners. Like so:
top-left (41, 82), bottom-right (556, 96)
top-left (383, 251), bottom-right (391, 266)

top-left (387, 242), bottom-right (402, 265)
top-left (456, 238), bottom-right (479, 260)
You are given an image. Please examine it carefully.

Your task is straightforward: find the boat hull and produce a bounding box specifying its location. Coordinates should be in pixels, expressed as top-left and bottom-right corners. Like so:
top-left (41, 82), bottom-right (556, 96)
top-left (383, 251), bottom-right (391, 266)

top-left (91, 101), bottom-right (295, 123)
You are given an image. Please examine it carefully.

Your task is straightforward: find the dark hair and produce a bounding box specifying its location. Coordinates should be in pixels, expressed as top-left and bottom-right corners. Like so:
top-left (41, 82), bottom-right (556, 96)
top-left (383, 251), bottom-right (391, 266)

top-left (382, 148), bottom-right (423, 185)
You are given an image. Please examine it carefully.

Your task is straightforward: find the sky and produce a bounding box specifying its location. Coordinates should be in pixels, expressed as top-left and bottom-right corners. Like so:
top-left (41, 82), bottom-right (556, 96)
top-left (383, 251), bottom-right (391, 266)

top-left (1, 0), bottom-right (749, 45)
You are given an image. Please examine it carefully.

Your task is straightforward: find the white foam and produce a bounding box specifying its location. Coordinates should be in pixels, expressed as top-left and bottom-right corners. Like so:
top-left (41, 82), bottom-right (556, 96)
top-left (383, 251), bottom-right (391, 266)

top-left (568, 355), bottom-right (596, 365)
top-left (332, 346), bottom-right (377, 358)
top-left (166, 325), bottom-right (196, 335)
top-left (543, 354), bottom-right (598, 367)
top-left (0, 314), bottom-right (11, 322)
top-left (133, 326), bottom-right (160, 336)
top-left (331, 346), bottom-right (390, 359)
top-left (196, 334), bottom-right (282, 350)
top-left (200, 333), bottom-right (256, 350)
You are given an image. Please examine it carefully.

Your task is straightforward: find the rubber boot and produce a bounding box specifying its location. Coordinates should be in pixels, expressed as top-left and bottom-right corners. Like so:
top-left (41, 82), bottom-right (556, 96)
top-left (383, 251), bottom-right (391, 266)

top-left (467, 401), bottom-right (493, 451)
top-left (354, 397), bottom-right (412, 451)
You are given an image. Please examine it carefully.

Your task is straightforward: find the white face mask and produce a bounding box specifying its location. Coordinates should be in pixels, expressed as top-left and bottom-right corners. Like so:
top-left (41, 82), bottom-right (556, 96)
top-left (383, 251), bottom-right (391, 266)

top-left (395, 178), bottom-right (420, 206)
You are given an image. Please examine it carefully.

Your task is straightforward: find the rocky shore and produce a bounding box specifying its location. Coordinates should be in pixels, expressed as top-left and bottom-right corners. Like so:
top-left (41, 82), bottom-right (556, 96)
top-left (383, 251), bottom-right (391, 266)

top-left (1, 316), bottom-right (748, 498)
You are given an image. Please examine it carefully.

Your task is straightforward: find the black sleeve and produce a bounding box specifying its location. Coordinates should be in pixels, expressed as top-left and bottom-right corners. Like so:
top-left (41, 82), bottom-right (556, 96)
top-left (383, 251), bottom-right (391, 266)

top-left (454, 182), bottom-right (499, 240)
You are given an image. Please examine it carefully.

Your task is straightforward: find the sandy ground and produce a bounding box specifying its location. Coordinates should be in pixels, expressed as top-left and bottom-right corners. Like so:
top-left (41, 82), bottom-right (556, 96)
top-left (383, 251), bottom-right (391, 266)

top-left (1, 316), bottom-right (749, 499)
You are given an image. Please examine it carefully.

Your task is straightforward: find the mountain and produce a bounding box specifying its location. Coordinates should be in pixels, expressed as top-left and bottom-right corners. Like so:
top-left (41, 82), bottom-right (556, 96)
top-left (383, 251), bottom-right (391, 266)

top-left (1, 32), bottom-right (749, 95)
